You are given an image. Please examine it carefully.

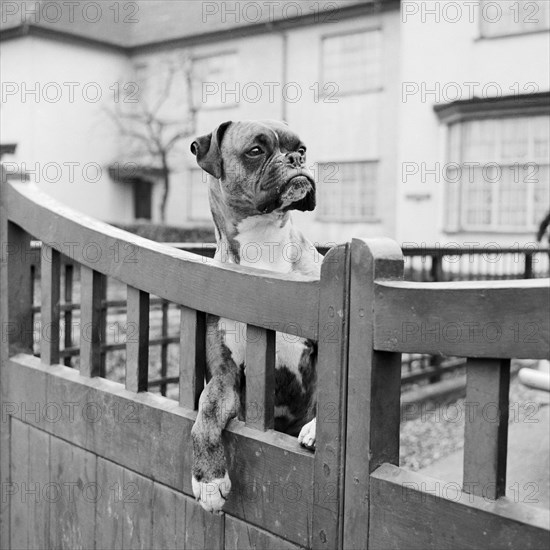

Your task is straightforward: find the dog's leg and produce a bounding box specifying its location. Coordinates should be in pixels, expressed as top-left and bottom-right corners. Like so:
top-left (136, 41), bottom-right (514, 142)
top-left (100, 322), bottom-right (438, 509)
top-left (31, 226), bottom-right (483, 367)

top-left (191, 370), bottom-right (239, 513)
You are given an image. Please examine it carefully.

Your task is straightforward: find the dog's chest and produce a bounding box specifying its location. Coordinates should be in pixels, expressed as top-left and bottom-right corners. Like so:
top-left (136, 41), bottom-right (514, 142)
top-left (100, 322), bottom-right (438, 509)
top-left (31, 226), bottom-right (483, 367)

top-left (219, 318), bottom-right (307, 383)
top-left (216, 316), bottom-right (315, 429)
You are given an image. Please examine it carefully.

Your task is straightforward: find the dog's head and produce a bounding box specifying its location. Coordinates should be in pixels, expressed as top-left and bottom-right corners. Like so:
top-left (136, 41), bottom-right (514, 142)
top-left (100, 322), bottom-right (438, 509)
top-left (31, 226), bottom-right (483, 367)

top-left (190, 120), bottom-right (316, 217)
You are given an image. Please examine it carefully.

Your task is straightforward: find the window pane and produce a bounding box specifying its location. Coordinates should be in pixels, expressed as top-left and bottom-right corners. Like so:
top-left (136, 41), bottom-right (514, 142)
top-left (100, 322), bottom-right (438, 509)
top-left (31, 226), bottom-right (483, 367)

top-left (322, 30), bottom-right (381, 94)
top-left (317, 161), bottom-right (377, 221)
top-left (500, 118), bottom-right (529, 162)
top-left (498, 168), bottom-right (528, 227)
top-left (462, 119), bottom-right (496, 163)
top-left (462, 168), bottom-right (492, 227)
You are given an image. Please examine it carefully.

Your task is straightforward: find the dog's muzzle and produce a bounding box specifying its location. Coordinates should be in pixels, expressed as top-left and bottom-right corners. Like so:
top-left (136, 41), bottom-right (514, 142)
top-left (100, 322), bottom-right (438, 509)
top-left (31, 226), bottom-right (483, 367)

top-left (280, 175), bottom-right (313, 203)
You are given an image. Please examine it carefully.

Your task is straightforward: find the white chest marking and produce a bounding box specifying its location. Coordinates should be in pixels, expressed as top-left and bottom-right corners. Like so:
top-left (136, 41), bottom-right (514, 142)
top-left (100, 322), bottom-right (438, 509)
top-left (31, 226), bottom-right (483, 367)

top-left (234, 214), bottom-right (298, 274)
top-left (218, 318), bottom-right (306, 386)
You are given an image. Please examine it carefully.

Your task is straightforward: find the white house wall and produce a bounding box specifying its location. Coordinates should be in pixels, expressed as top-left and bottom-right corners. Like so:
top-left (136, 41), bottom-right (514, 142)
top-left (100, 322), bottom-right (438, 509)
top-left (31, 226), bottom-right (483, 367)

top-left (0, 35), bottom-right (134, 223)
top-left (134, 8), bottom-right (401, 243)
top-left (397, 0), bottom-right (550, 247)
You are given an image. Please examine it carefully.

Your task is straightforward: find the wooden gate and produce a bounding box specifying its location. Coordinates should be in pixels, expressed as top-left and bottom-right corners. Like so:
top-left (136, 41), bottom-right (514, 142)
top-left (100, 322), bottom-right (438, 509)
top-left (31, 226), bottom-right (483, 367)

top-left (1, 174), bottom-right (549, 549)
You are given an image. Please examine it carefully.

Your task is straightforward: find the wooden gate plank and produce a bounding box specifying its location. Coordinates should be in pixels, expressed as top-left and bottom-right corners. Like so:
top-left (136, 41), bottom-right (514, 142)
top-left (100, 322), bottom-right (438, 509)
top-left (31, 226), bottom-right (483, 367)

top-left (225, 515), bottom-right (299, 550)
top-left (369, 464), bottom-right (549, 550)
top-left (10, 419), bottom-right (29, 550)
top-left (28, 427), bottom-right (50, 550)
top-left (122, 468), bottom-right (153, 550)
top-left (185, 498), bottom-right (224, 550)
top-left (5, 356), bottom-right (314, 546)
top-left (95, 457), bottom-right (124, 549)
top-left (151, 482), bottom-right (187, 550)
top-left (49, 436), bottom-right (96, 549)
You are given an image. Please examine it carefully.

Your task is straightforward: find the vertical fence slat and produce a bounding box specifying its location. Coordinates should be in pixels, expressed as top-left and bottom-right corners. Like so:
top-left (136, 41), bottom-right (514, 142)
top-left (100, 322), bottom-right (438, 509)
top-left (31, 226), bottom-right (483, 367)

top-left (80, 266), bottom-right (103, 377)
top-left (463, 358), bottom-right (510, 500)
top-left (245, 325), bottom-right (275, 431)
top-left (344, 238), bottom-right (404, 550)
top-left (312, 244), bottom-right (351, 550)
top-left (160, 300), bottom-right (169, 396)
top-left (40, 245), bottom-right (61, 365)
top-left (63, 263), bottom-right (73, 366)
top-left (0, 207), bottom-right (34, 550)
top-left (99, 277), bottom-right (108, 377)
top-left (3, 222), bottom-right (34, 355)
top-left (126, 286), bottom-right (149, 392)
top-left (179, 307), bottom-right (206, 410)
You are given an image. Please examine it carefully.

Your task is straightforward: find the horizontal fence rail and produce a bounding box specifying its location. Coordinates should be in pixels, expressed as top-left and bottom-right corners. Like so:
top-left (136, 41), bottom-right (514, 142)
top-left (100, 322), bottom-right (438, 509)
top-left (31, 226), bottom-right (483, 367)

top-left (22, 233), bottom-right (550, 395)
top-left (374, 278), bottom-right (550, 359)
top-left (5, 181), bottom-right (320, 340)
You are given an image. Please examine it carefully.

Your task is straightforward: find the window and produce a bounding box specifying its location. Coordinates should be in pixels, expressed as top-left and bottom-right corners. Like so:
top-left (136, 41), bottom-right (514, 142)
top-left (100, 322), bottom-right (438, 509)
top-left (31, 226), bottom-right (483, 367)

top-left (188, 169), bottom-right (212, 221)
top-left (445, 115), bottom-right (550, 232)
top-left (192, 52), bottom-right (238, 109)
top-left (321, 30), bottom-right (382, 95)
top-left (317, 161), bottom-right (378, 222)
top-left (480, 0), bottom-right (550, 38)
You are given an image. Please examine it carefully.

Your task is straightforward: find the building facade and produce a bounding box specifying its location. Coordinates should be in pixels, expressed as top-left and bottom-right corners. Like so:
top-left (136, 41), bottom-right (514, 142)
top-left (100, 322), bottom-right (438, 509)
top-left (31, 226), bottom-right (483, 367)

top-left (1, 0), bottom-right (549, 247)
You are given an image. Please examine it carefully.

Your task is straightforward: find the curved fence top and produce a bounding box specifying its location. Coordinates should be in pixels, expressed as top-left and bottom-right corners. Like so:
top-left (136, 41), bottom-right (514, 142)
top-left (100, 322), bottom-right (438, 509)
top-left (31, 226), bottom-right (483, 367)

top-left (2, 180), bottom-right (321, 339)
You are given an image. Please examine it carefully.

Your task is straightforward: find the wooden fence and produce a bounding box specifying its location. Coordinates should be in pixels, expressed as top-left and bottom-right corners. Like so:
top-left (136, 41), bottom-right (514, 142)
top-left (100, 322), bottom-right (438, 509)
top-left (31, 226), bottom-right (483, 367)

top-left (24, 241), bottom-right (550, 397)
top-left (1, 177), bottom-right (549, 549)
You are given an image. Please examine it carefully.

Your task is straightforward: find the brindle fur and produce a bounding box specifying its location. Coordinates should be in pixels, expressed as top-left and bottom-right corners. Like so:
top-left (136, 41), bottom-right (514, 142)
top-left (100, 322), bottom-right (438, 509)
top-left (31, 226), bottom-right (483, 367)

top-left (190, 120), bottom-right (320, 511)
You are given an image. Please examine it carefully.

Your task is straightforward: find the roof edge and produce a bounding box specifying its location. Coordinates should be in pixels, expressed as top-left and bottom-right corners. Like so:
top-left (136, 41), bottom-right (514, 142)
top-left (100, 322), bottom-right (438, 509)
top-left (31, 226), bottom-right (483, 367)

top-left (0, 1), bottom-right (401, 53)
top-left (434, 91), bottom-right (550, 123)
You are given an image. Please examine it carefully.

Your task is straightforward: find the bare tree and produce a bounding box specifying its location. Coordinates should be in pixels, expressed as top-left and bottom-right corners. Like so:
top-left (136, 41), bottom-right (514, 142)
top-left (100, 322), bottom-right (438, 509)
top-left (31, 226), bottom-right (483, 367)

top-left (107, 51), bottom-right (197, 223)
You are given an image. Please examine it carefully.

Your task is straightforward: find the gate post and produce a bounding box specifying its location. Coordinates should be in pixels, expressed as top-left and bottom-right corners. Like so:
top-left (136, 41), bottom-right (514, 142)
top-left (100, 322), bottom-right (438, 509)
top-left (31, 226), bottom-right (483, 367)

top-left (312, 243), bottom-right (351, 550)
top-left (343, 238), bottom-right (403, 550)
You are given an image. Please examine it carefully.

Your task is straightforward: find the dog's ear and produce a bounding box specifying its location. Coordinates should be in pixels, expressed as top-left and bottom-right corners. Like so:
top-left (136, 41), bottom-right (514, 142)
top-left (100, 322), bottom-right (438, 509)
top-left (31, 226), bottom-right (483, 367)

top-left (190, 121), bottom-right (233, 179)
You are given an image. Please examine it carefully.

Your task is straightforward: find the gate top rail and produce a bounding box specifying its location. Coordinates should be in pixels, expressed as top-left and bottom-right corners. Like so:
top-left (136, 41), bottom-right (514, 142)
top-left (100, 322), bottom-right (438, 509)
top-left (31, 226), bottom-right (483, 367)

top-left (373, 278), bottom-right (550, 359)
top-left (2, 180), bottom-right (320, 339)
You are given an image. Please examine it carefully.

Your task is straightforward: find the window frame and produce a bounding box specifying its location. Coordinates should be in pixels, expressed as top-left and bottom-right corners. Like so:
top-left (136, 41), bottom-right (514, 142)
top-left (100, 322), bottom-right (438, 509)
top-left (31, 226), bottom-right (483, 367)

top-left (444, 115), bottom-right (549, 234)
top-left (320, 27), bottom-right (384, 98)
top-left (191, 50), bottom-right (239, 111)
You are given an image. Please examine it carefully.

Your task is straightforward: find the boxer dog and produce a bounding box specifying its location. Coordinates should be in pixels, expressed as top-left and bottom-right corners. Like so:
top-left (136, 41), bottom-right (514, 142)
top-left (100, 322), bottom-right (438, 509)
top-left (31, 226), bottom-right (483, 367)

top-left (190, 120), bottom-right (320, 513)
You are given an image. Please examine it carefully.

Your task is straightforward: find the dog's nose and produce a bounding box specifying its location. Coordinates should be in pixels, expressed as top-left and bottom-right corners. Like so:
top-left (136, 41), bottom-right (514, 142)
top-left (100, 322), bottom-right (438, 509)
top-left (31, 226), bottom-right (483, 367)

top-left (286, 152), bottom-right (303, 167)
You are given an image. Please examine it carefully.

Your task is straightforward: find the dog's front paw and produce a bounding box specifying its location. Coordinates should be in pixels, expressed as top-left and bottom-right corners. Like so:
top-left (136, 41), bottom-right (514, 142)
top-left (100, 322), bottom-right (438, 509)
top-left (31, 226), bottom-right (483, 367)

top-left (191, 423), bottom-right (231, 513)
top-left (298, 417), bottom-right (316, 450)
top-left (192, 471), bottom-right (231, 513)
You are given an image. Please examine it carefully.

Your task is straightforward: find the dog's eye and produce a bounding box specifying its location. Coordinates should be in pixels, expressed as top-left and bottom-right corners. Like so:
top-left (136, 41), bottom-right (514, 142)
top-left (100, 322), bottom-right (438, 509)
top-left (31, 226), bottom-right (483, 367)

top-left (298, 147), bottom-right (306, 156)
top-left (247, 147), bottom-right (264, 157)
